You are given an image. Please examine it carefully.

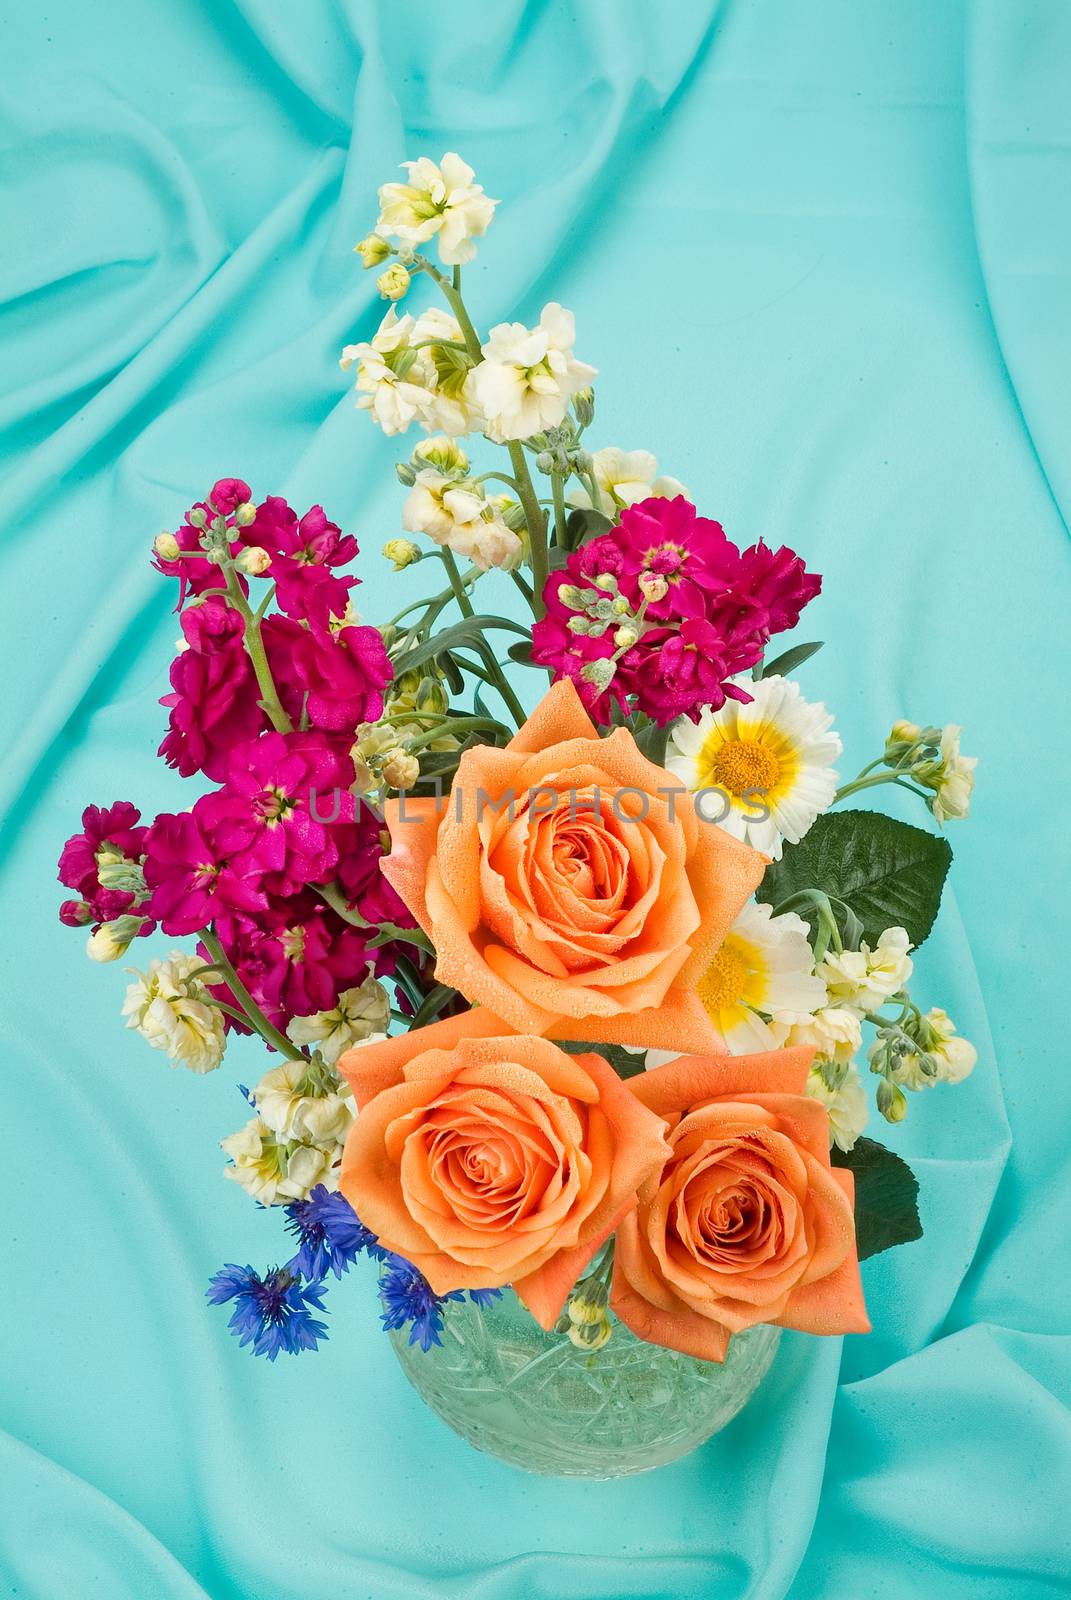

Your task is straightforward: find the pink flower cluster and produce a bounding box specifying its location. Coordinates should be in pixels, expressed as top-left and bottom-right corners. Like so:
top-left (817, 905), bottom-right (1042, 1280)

top-left (531, 496), bottom-right (822, 725)
top-left (59, 477), bottom-right (412, 1040)
top-left (158, 480), bottom-right (391, 782)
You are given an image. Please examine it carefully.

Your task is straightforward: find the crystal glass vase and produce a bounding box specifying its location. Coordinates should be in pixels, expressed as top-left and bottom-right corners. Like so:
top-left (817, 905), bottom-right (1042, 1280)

top-left (387, 1288), bottom-right (780, 1478)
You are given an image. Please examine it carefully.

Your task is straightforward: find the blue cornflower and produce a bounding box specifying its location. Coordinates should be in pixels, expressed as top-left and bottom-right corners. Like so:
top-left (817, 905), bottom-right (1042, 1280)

top-left (379, 1255), bottom-right (462, 1352)
top-left (284, 1185), bottom-right (383, 1281)
top-left (467, 1288), bottom-right (503, 1309)
top-left (206, 1263), bottom-right (329, 1360)
top-left (377, 1256), bottom-right (502, 1351)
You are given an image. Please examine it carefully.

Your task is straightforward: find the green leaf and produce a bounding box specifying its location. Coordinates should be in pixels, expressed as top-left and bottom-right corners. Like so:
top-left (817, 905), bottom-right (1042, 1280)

top-left (830, 1136), bottom-right (922, 1260)
top-left (392, 614), bottom-right (531, 677)
top-left (564, 507), bottom-right (614, 550)
top-left (757, 809), bottom-right (952, 950)
top-left (755, 640), bottom-right (823, 681)
top-left (558, 1040), bottom-right (648, 1080)
top-left (507, 640), bottom-right (535, 667)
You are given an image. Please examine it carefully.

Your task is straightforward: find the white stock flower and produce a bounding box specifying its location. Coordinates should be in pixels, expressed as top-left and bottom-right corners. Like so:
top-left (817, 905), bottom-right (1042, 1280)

top-left (928, 1009), bottom-right (977, 1084)
top-left (250, 1060), bottom-right (357, 1147)
top-left (930, 726), bottom-right (977, 824)
top-left (474, 304), bottom-right (597, 442)
top-left (667, 676), bottom-right (842, 861)
top-left (376, 153), bottom-right (497, 266)
top-left (779, 1006), bottom-right (863, 1064)
top-left (221, 1117), bottom-right (337, 1206)
top-left (340, 307), bottom-right (480, 437)
top-left (695, 900), bottom-right (826, 1053)
top-left (285, 978), bottom-right (391, 1067)
top-left (818, 927), bottom-right (913, 1014)
top-left (122, 951), bottom-right (226, 1074)
top-left (567, 447), bottom-right (686, 512)
top-left (806, 1062), bottom-right (869, 1153)
top-left (403, 471), bottom-right (522, 570)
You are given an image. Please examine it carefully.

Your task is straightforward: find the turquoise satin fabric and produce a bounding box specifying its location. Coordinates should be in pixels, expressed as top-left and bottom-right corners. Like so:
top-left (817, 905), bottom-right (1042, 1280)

top-left (2, 1), bottom-right (1069, 1594)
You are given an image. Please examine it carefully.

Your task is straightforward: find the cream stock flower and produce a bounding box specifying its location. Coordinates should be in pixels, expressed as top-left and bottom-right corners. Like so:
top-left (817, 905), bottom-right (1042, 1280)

top-left (251, 1061), bottom-right (356, 1146)
top-left (376, 153), bottom-right (497, 266)
top-left (340, 307), bottom-right (481, 436)
top-left (121, 951), bottom-right (226, 1074)
top-left (567, 447), bottom-right (686, 512)
top-left (806, 1061), bottom-right (869, 1153)
top-left (474, 304), bottom-right (597, 442)
top-left (402, 471), bottom-right (522, 570)
top-left (929, 726), bottom-right (977, 824)
top-left (285, 978), bottom-right (390, 1067)
top-left (221, 1117), bottom-right (337, 1205)
top-left (818, 927), bottom-right (913, 1013)
top-left (780, 1006), bottom-right (864, 1063)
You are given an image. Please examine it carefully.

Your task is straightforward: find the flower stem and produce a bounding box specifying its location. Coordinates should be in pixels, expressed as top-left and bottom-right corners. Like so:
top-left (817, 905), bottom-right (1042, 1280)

top-left (834, 770), bottom-right (932, 805)
top-left (200, 928), bottom-right (305, 1059)
top-left (439, 547), bottom-right (475, 618)
top-left (421, 258), bottom-right (550, 621)
top-left (221, 563), bottom-right (292, 733)
top-left (551, 467), bottom-right (568, 546)
top-left (315, 880), bottom-right (434, 955)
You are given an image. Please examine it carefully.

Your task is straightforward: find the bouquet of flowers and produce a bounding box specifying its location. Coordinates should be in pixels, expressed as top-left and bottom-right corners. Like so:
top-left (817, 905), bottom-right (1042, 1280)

top-left (58, 153), bottom-right (978, 1466)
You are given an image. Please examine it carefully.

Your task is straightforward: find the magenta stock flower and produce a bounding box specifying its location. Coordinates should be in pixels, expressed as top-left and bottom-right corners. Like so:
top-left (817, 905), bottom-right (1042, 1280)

top-left (152, 477), bottom-right (253, 608)
top-left (216, 730), bottom-right (357, 897)
top-left (532, 496), bottom-right (821, 725)
top-left (159, 599), bottom-right (267, 782)
top-left (204, 898), bottom-right (384, 1035)
top-left (143, 798), bottom-right (267, 937)
top-left (241, 498), bottom-right (359, 625)
top-left (57, 802), bottom-right (147, 894)
top-left (265, 617), bottom-right (392, 736)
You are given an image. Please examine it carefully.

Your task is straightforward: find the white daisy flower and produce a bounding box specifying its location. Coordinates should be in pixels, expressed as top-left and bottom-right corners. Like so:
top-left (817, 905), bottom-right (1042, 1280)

top-left (667, 674), bottom-right (842, 860)
top-left (474, 304), bottom-right (597, 442)
top-left (566, 447), bottom-right (686, 513)
top-left (692, 900), bottom-right (827, 1053)
top-left (376, 153), bottom-right (497, 267)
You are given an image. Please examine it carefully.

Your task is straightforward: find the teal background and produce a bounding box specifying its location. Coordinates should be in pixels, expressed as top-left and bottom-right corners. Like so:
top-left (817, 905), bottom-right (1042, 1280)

top-left (2, 1), bottom-right (1070, 1595)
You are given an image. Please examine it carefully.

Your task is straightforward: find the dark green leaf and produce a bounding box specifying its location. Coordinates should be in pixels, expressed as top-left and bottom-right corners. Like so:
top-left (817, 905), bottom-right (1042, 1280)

top-left (755, 640), bottom-right (824, 681)
top-left (392, 614), bottom-right (531, 677)
top-left (830, 1136), bottom-right (922, 1260)
top-left (564, 507), bottom-right (614, 550)
top-left (507, 641), bottom-right (535, 667)
top-left (757, 809), bottom-right (952, 950)
top-left (634, 719), bottom-right (670, 767)
top-left (558, 1040), bottom-right (648, 1080)
top-left (438, 651), bottom-right (465, 695)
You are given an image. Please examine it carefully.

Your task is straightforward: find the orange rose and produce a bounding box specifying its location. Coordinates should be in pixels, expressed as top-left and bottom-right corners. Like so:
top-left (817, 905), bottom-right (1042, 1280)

top-left (337, 1009), bottom-right (671, 1328)
top-left (611, 1047), bottom-right (869, 1361)
top-left (379, 679), bottom-right (766, 1053)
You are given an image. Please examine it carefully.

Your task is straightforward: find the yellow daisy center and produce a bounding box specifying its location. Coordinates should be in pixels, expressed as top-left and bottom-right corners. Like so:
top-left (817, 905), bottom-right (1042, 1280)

top-left (697, 944), bottom-right (750, 1013)
top-left (709, 738), bottom-right (781, 796)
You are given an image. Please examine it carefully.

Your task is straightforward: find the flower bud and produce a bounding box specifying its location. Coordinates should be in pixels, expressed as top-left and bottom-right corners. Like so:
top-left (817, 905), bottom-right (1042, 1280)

top-left (572, 386), bottom-right (596, 428)
top-left (235, 545), bottom-right (272, 576)
top-left (613, 625), bottom-right (639, 650)
top-left (580, 658), bottom-right (617, 693)
top-left (567, 1312), bottom-right (612, 1351)
top-left (59, 899), bottom-right (94, 927)
top-left (610, 596), bottom-right (631, 616)
top-left (395, 461), bottom-right (417, 487)
top-left (87, 914), bottom-right (145, 963)
top-left (354, 233), bottom-right (391, 268)
top-left (876, 1079), bottom-right (908, 1123)
top-left (187, 506), bottom-right (208, 530)
top-left (573, 450), bottom-right (594, 476)
top-left (567, 616), bottom-right (592, 635)
top-left (415, 676), bottom-right (449, 716)
top-left (383, 538), bottom-right (421, 571)
top-left (593, 573), bottom-right (618, 592)
top-left (381, 750), bottom-right (420, 791)
top-left (153, 531), bottom-right (181, 562)
top-left (559, 584), bottom-right (586, 611)
top-left (376, 263), bottom-right (411, 301)
top-left (534, 451), bottom-right (555, 475)
top-left (638, 571), bottom-right (669, 603)
top-left (233, 501), bottom-right (257, 527)
top-left (97, 856), bottom-right (147, 897)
